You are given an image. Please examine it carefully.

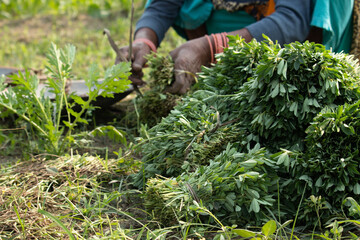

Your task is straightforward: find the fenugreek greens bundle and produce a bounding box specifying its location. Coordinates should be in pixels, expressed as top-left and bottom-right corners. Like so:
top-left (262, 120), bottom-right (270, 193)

top-left (134, 36), bottom-right (360, 226)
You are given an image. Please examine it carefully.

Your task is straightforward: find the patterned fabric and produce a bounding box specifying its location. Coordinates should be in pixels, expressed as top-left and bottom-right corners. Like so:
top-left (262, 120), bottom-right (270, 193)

top-left (351, 0), bottom-right (360, 60)
top-left (212, 0), bottom-right (268, 12)
top-left (212, 0), bottom-right (275, 21)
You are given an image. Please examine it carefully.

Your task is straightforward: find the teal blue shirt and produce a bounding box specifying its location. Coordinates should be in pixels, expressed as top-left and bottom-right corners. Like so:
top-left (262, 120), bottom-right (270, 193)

top-left (310, 0), bottom-right (354, 53)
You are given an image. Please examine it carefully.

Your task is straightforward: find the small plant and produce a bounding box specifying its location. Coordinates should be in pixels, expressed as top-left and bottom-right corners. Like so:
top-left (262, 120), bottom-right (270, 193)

top-left (226, 219), bottom-right (278, 240)
top-left (0, 43), bottom-right (131, 155)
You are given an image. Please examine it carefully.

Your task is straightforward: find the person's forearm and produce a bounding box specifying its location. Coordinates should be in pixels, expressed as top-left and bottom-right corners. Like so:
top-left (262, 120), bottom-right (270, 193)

top-left (135, 0), bottom-right (184, 45)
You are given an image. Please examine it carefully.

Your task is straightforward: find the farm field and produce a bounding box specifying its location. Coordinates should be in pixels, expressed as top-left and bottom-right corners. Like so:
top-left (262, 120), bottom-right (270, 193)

top-left (1, 1), bottom-right (360, 239)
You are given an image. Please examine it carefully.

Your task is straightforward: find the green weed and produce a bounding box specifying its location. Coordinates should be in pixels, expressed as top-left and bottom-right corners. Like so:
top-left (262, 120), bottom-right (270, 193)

top-left (0, 43), bottom-right (131, 155)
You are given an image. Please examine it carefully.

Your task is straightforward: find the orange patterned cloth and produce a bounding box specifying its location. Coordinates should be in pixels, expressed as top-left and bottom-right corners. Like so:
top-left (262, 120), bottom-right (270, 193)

top-left (351, 0), bottom-right (360, 60)
top-left (212, 0), bottom-right (275, 20)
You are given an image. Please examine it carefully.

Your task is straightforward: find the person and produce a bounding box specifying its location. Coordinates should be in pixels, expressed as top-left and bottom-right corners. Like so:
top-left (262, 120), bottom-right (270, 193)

top-left (117, 0), bottom-right (353, 95)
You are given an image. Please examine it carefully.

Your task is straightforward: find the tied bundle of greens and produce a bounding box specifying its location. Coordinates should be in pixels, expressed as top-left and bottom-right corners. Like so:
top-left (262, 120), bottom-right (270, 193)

top-left (136, 35), bottom-right (360, 226)
top-left (136, 36), bottom-right (360, 183)
top-left (232, 38), bottom-right (360, 151)
top-left (279, 100), bottom-right (360, 226)
top-left (144, 144), bottom-right (277, 226)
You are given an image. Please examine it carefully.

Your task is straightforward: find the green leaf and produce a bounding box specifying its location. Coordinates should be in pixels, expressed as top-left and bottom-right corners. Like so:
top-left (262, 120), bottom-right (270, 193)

top-left (354, 183), bottom-right (360, 195)
top-left (262, 220), bottom-right (277, 237)
top-left (276, 152), bottom-right (289, 166)
top-left (315, 177), bottom-right (323, 187)
top-left (71, 95), bottom-right (87, 107)
top-left (345, 197), bottom-right (360, 216)
top-left (240, 159), bottom-right (258, 169)
top-left (226, 194), bottom-right (235, 207)
top-left (250, 198), bottom-right (260, 213)
top-left (270, 83), bottom-right (280, 98)
top-left (232, 229), bottom-right (256, 237)
top-left (282, 61), bottom-right (288, 79)
top-left (340, 124), bottom-right (355, 136)
top-left (277, 59), bottom-right (285, 75)
top-left (303, 97), bottom-right (310, 112)
top-left (290, 102), bottom-right (298, 116)
top-left (89, 126), bottom-right (127, 144)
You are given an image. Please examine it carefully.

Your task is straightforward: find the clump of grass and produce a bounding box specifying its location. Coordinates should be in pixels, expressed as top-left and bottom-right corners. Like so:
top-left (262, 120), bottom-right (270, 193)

top-left (0, 153), bottom-right (143, 239)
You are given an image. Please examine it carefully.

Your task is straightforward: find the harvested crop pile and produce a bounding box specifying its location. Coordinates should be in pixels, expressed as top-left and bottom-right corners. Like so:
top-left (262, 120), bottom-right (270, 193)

top-left (144, 144), bottom-right (278, 226)
top-left (134, 36), bottom-right (360, 227)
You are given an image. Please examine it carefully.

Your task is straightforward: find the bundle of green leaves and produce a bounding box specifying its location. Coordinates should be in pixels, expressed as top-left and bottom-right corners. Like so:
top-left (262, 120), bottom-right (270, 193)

top-left (133, 90), bottom-right (246, 187)
top-left (136, 36), bottom-right (360, 227)
top-left (232, 37), bottom-right (360, 151)
top-left (144, 144), bottom-right (278, 226)
top-left (281, 100), bottom-right (360, 225)
top-left (136, 36), bottom-right (360, 183)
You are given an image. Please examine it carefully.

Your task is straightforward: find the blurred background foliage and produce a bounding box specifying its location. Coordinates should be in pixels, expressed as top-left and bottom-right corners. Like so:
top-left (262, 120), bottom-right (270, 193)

top-left (0, 0), bottom-right (143, 19)
top-left (0, 0), bottom-right (183, 79)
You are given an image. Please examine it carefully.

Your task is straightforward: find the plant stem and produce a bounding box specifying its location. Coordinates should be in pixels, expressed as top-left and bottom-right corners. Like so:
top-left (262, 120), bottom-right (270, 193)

top-left (290, 183), bottom-right (307, 240)
top-left (0, 103), bottom-right (47, 137)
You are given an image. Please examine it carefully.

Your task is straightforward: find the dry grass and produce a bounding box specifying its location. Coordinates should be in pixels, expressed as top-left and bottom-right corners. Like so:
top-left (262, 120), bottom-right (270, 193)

top-left (0, 153), bottom-right (144, 239)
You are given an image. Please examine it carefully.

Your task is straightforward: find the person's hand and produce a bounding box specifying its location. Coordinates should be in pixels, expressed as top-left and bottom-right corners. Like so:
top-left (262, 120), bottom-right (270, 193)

top-left (168, 36), bottom-right (212, 94)
top-left (116, 41), bottom-right (151, 86)
top-left (114, 28), bottom-right (158, 87)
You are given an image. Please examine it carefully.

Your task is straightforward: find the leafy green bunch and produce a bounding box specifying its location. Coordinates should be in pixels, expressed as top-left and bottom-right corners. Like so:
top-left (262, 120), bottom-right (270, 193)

top-left (199, 36), bottom-right (265, 95)
top-left (136, 36), bottom-right (360, 184)
top-left (282, 100), bottom-right (360, 223)
top-left (231, 37), bottom-right (360, 151)
top-left (133, 90), bottom-right (246, 187)
top-left (144, 144), bottom-right (278, 226)
top-left (0, 43), bottom-right (131, 155)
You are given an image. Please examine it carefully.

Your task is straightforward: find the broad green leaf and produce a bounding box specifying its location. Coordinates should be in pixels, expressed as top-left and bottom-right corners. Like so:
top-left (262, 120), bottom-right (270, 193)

top-left (276, 152), bottom-right (289, 166)
top-left (315, 177), bottom-right (323, 187)
top-left (277, 59), bottom-right (285, 75)
top-left (262, 220), bottom-right (277, 237)
top-left (250, 198), bottom-right (260, 213)
top-left (240, 159), bottom-right (258, 169)
top-left (232, 229), bottom-right (256, 237)
top-left (354, 183), bottom-right (360, 195)
top-left (340, 124), bottom-right (355, 136)
top-left (270, 83), bottom-right (280, 98)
